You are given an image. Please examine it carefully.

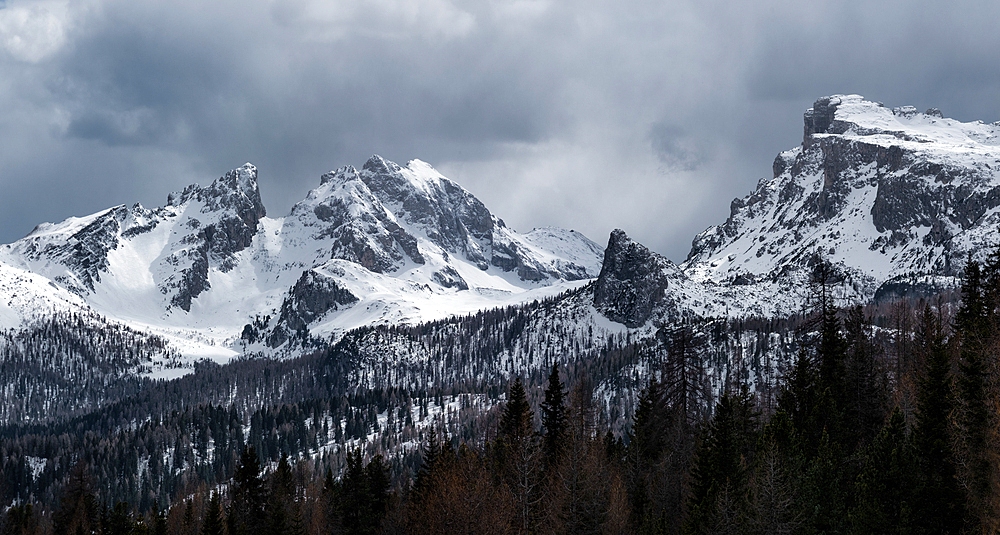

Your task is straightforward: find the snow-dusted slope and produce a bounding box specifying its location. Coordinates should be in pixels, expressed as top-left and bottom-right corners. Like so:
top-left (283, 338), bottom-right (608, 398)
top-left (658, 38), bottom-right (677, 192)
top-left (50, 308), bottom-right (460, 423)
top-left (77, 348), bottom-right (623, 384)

top-left (677, 95), bottom-right (1000, 317)
top-left (0, 156), bottom-right (605, 366)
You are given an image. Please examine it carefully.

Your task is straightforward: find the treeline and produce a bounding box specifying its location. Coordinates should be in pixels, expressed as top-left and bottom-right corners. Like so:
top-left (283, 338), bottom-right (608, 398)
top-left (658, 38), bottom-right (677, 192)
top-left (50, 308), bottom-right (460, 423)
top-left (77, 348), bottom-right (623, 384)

top-left (0, 311), bottom-right (181, 423)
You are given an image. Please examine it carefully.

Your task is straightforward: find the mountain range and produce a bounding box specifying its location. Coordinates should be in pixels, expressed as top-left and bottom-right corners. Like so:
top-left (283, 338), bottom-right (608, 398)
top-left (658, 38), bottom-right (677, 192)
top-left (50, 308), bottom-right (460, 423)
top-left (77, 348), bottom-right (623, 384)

top-left (1, 94), bottom-right (999, 423)
top-left (0, 155), bottom-right (604, 374)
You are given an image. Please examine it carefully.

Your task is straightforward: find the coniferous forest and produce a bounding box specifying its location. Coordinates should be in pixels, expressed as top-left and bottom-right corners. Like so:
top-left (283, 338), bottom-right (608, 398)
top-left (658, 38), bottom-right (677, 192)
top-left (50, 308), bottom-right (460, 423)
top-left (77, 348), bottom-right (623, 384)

top-left (3, 257), bottom-right (1000, 534)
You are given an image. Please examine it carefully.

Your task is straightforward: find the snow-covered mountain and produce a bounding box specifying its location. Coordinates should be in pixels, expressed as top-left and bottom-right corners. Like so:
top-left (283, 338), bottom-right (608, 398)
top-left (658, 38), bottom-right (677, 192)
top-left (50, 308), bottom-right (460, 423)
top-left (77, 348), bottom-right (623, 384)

top-left (599, 95), bottom-right (1000, 324)
top-left (0, 156), bottom-right (604, 369)
top-left (1, 94), bottom-right (998, 392)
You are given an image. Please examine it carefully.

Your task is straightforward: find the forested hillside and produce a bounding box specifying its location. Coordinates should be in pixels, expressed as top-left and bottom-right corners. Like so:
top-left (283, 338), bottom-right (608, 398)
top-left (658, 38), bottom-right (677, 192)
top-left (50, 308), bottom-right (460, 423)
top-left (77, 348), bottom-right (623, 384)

top-left (3, 255), bottom-right (997, 534)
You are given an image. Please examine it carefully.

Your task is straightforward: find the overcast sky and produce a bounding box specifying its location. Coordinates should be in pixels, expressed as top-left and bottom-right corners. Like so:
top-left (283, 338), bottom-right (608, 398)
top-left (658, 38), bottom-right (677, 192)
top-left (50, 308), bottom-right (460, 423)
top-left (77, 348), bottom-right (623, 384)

top-left (1, 0), bottom-right (998, 262)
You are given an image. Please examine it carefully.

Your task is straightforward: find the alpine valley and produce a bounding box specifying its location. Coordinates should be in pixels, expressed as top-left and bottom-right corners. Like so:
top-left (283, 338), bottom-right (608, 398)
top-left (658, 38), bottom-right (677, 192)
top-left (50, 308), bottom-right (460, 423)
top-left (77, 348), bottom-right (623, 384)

top-left (3, 95), bottom-right (1000, 531)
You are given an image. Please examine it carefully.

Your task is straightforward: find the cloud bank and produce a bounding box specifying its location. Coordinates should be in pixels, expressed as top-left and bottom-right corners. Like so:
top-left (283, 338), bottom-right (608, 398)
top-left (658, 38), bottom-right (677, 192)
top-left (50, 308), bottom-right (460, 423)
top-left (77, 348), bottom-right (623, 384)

top-left (0, 0), bottom-right (998, 261)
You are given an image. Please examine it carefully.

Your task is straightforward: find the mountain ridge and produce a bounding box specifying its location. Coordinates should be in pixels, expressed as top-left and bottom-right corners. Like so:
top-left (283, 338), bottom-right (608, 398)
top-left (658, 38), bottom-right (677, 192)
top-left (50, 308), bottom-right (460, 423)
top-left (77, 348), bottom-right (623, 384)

top-left (0, 95), bottom-right (998, 419)
top-left (0, 155), bottom-right (606, 372)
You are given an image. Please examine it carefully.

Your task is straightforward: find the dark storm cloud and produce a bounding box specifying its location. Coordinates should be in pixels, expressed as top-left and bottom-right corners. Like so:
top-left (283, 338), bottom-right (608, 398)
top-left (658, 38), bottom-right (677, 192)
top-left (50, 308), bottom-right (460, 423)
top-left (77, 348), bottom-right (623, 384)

top-left (0, 0), bottom-right (999, 261)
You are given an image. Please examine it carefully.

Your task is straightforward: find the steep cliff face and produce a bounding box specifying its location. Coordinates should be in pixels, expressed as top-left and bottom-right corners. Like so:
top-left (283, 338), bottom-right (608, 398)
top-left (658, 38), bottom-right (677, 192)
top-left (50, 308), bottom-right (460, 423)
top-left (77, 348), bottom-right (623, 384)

top-left (684, 95), bottom-right (1000, 303)
top-left (163, 163), bottom-right (267, 310)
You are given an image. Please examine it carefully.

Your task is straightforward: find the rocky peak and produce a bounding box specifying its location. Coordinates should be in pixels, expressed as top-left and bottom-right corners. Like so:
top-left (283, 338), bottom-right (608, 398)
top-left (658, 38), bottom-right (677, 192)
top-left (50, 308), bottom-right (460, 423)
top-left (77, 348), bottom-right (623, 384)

top-left (594, 229), bottom-right (682, 328)
top-left (320, 166), bottom-right (357, 186)
top-left (684, 95), bottom-right (1000, 307)
top-left (165, 163), bottom-right (265, 222)
top-left (287, 164), bottom-right (426, 273)
top-left (160, 164), bottom-right (268, 311)
top-left (803, 96), bottom-right (841, 146)
top-left (362, 154), bottom-right (403, 175)
top-left (356, 156), bottom-right (496, 268)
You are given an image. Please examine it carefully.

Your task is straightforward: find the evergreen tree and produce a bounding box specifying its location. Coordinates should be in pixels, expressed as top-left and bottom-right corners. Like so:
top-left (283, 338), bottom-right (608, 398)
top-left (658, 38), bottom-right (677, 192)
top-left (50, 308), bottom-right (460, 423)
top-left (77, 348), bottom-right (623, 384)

top-left (626, 375), bottom-right (693, 534)
top-left (54, 462), bottom-right (100, 535)
top-left (851, 408), bottom-right (914, 535)
top-left (266, 455), bottom-right (294, 535)
top-left (365, 454), bottom-right (391, 527)
top-left (150, 501), bottom-right (168, 535)
top-left (540, 363), bottom-right (568, 470)
top-left (339, 448), bottom-right (390, 535)
top-left (410, 429), bottom-right (442, 509)
top-left (500, 377), bottom-right (534, 441)
top-left (228, 445), bottom-right (267, 535)
top-left (104, 502), bottom-right (138, 535)
top-left (498, 377), bottom-right (540, 534)
top-left (954, 259), bottom-right (993, 532)
top-left (629, 377), bottom-right (667, 465)
top-left (685, 390), bottom-right (758, 535)
top-left (911, 306), bottom-right (964, 534)
top-left (2, 504), bottom-right (38, 535)
top-left (843, 305), bottom-right (889, 451)
top-left (201, 492), bottom-right (225, 535)
top-left (776, 348), bottom-right (818, 449)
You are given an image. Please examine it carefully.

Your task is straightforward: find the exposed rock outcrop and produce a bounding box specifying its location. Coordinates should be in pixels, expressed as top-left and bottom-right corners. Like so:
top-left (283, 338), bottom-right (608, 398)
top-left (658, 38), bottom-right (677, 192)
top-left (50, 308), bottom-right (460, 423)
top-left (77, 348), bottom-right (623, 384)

top-left (594, 229), bottom-right (682, 328)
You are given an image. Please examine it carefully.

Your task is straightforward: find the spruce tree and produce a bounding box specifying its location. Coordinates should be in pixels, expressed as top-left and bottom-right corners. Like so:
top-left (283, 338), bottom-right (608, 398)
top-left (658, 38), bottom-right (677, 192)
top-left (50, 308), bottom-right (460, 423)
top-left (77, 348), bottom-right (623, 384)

top-left (955, 259), bottom-right (992, 531)
top-left (266, 455), bottom-right (294, 535)
top-left (202, 492), bottom-right (225, 535)
top-left (150, 500), bottom-right (168, 535)
top-left (53, 462), bottom-right (100, 535)
top-left (684, 390), bottom-right (757, 535)
top-left (500, 377), bottom-right (534, 441)
top-left (540, 363), bottom-right (568, 470)
top-left (851, 408), bottom-right (914, 535)
top-left (498, 377), bottom-right (540, 534)
top-left (228, 445), bottom-right (267, 535)
top-left (844, 305), bottom-right (889, 451)
top-left (911, 306), bottom-right (964, 534)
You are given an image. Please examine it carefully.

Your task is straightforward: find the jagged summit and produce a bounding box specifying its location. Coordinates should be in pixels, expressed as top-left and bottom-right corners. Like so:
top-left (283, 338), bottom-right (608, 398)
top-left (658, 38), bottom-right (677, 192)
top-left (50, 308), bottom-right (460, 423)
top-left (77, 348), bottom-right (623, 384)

top-left (167, 163), bottom-right (264, 214)
top-left (0, 156), bottom-right (605, 363)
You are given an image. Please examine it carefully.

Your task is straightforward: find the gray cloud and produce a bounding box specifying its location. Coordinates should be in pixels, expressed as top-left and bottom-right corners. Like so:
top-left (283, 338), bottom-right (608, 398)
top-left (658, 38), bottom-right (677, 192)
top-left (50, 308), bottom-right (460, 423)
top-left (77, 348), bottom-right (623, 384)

top-left (0, 0), bottom-right (998, 262)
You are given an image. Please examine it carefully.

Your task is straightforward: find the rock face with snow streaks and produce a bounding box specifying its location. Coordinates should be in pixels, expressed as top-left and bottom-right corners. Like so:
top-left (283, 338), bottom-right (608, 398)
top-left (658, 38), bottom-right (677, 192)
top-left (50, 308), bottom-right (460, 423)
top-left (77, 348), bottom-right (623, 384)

top-left (683, 95), bottom-right (1000, 308)
top-left (0, 155), bottom-right (605, 361)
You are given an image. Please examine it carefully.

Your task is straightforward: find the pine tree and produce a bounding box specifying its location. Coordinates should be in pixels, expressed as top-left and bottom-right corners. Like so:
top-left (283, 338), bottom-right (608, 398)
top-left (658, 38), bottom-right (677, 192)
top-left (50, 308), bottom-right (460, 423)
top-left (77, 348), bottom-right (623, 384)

top-left (266, 455), bottom-right (294, 535)
top-left (365, 454), bottom-right (391, 527)
top-left (685, 390), bottom-right (758, 535)
top-left (54, 462), bottom-right (100, 535)
top-left (104, 502), bottom-right (136, 535)
top-left (498, 377), bottom-right (540, 534)
top-left (843, 305), bottom-right (889, 451)
top-left (410, 429), bottom-right (442, 509)
top-left (851, 408), bottom-right (914, 535)
top-left (629, 377), bottom-right (666, 465)
top-left (954, 259), bottom-right (992, 532)
top-left (150, 500), bottom-right (168, 535)
top-left (500, 377), bottom-right (533, 441)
